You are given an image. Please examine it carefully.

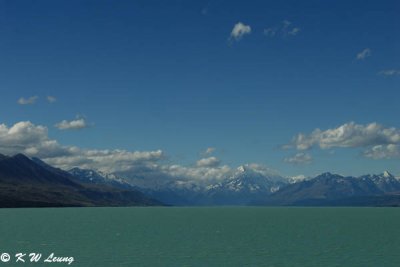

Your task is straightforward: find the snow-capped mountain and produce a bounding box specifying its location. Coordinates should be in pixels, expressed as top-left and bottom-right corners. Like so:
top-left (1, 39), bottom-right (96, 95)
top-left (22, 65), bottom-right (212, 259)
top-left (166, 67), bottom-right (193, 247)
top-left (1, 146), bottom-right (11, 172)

top-left (67, 164), bottom-right (400, 206)
top-left (70, 164), bottom-right (288, 205)
top-left (68, 167), bottom-right (132, 189)
top-left (358, 171), bottom-right (400, 193)
top-left (263, 171), bottom-right (400, 206)
top-left (207, 165), bottom-right (286, 193)
top-left (199, 165), bottom-right (288, 205)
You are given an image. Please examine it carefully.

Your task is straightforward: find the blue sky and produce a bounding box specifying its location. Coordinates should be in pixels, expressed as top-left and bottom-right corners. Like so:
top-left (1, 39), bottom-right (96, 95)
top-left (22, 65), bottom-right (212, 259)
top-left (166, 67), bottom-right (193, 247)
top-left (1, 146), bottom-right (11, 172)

top-left (0, 0), bottom-right (399, 177)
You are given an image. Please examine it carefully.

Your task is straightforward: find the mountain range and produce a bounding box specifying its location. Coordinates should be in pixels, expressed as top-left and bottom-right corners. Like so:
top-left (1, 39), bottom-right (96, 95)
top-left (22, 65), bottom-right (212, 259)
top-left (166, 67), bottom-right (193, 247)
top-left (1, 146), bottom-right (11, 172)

top-left (67, 163), bottom-right (400, 207)
top-left (69, 164), bottom-right (287, 206)
top-left (0, 153), bottom-right (400, 207)
top-left (262, 171), bottom-right (400, 206)
top-left (0, 153), bottom-right (162, 207)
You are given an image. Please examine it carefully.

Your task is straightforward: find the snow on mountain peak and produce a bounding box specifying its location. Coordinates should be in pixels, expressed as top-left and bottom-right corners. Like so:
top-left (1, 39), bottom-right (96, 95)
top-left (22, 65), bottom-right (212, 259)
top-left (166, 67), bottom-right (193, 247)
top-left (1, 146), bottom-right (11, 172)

top-left (236, 165), bottom-right (246, 173)
top-left (383, 170), bottom-right (393, 178)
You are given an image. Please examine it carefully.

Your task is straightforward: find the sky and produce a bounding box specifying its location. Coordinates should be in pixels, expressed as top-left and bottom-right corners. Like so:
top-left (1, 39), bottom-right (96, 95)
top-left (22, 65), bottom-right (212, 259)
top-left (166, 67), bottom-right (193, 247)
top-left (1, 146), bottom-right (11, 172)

top-left (0, 0), bottom-right (399, 178)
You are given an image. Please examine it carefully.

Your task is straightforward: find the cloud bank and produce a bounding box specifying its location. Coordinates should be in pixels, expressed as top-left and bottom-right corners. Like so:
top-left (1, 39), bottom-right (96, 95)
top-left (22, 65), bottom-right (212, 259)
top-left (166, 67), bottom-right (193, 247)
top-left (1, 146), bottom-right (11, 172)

top-left (286, 122), bottom-right (400, 159)
top-left (0, 121), bottom-right (163, 173)
top-left (196, 156), bottom-right (220, 167)
top-left (364, 144), bottom-right (400, 159)
top-left (55, 118), bottom-right (89, 130)
top-left (0, 121), bottom-right (281, 185)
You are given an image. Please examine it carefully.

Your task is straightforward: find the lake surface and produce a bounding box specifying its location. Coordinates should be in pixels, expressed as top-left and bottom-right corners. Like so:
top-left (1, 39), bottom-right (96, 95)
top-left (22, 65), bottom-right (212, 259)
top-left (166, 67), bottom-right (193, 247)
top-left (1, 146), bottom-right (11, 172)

top-left (0, 207), bottom-right (399, 266)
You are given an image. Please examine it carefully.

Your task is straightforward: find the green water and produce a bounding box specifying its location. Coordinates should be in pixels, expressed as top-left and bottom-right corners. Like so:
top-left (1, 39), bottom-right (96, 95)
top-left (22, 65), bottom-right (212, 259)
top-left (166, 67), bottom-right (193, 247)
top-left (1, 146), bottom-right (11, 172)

top-left (0, 207), bottom-right (399, 266)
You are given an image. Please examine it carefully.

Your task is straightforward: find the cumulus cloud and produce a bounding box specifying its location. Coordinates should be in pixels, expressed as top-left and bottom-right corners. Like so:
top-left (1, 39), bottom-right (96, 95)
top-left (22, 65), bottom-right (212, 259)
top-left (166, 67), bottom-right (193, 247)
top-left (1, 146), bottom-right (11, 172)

top-left (379, 69), bottom-right (400, 76)
top-left (47, 96), bottom-right (57, 103)
top-left (356, 48), bottom-right (371, 60)
top-left (0, 122), bottom-right (214, 177)
top-left (196, 156), bottom-right (220, 167)
top-left (288, 122), bottom-right (400, 150)
top-left (0, 121), bottom-right (289, 189)
top-left (153, 163), bottom-right (281, 187)
top-left (284, 152), bottom-right (312, 165)
top-left (18, 96), bottom-right (38, 105)
top-left (0, 121), bottom-right (164, 173)
top-left (363, 144), bottom-right (400, 159)
top-left (230, 22), bottom-right (251, 41)
top-left (162, 164), bottom-right (232, 183)
top-left (0, 121), bottom-right (294, 188)
top-left (264, 20), bottom-right (300, 38)
top-left (0, 121), bottom-right (76, 159)
top-left (0, 120), bottom-right (298, 192)
top-left (286, 122), bottom-right (400, 160)
top-left (45, 149), bottom-right (164, 173)
top-left (55, 118), bottom-right (88, 130)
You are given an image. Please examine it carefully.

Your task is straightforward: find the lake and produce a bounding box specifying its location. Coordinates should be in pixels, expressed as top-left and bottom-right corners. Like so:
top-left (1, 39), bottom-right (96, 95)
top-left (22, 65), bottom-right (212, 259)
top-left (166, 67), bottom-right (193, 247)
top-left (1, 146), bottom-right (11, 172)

top-left (0, 207), bottom-right (399, 266)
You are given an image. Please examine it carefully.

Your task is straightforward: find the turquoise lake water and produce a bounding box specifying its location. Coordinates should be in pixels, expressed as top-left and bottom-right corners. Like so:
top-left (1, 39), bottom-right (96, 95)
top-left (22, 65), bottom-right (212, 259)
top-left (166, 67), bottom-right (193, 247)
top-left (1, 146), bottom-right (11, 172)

top-left (0, 207), bottom-right (399, 266)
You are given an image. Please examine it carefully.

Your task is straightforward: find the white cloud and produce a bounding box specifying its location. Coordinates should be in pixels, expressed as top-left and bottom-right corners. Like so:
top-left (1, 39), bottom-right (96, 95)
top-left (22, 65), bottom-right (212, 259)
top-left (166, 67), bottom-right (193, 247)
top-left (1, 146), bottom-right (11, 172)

top-left (0, 120), bottom-right (304, 194)
top-left (45, 149), bottom-right (164, 173)
top-left (156, 163), bottom-right (281, 187)
top-left (286, 122), bottom-right (400, 160)
top-left (0, 121), bottom-right (164, 173)
top-left (356, 48), bottom-right (371, 60)
top-left (363, 144), bottom-right (400, 159)
top-left (0, 121), bottom-right (74, 159)
top-left (288, 122), bottom-right (400, 151)
top-left (55, 118), bottom-right (88, 130)
top-left (162, 164), bottom-right (232, 183)
top-left (0, 121), bottom-right (287, 187)
top-left (284, 152), bottom-right (312, 165)
top-left (379, 69), bottom-right (400, 76)
top-left (18, 96), bottom-right (38, 105)
top-left (196, 156), bottom-right (220, 167)
top-left (47, 96), bottom-right (57, 103)
top-left (230, 22), bottom-right (251, 41)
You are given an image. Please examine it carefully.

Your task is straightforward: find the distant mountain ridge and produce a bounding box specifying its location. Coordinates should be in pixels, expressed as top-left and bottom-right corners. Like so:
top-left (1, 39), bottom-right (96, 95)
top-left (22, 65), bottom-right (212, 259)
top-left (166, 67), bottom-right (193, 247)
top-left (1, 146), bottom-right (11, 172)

top-left (68, 167), bottom-right (132, 189)
top-left (66, 165), bottom-right (400, 206)
top-left (262, 171), bottom-right (400, 206)
top-left (68, 164), bottom-right (287, 206)
top-left (2, 152), bottom-right (398, 207)
top-left (199, 165), bottom-right (286, 205)
top-left (0, 153), bottom-right (162, 208)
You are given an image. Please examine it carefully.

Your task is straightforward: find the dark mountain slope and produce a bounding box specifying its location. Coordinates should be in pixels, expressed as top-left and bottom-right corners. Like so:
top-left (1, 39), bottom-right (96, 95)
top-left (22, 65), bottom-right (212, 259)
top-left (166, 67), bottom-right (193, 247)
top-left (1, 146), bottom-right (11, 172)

top-left (0, 154), bottom-right (162, 208)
